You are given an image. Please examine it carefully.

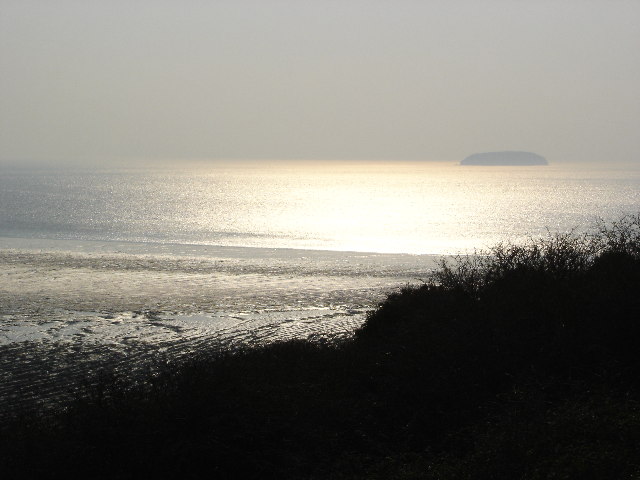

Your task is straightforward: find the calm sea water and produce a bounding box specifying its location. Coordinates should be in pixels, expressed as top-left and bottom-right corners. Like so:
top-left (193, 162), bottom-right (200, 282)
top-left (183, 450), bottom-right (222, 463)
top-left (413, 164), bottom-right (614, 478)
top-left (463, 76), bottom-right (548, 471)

top-left (1, 161), bottom-right (638, 254)
top-left (1, 161), bottom-right (639, 410)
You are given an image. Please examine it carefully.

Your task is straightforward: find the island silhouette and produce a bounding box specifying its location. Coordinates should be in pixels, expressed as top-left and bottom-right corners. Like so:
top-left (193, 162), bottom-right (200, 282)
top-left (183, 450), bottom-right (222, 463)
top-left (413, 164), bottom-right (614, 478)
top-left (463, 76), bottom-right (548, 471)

top-left (462, 151), bottom-right (547, 166)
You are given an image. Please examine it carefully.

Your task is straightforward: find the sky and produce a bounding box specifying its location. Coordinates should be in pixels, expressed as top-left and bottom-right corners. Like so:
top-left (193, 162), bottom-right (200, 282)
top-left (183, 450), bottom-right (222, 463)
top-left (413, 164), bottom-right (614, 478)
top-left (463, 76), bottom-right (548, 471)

top-left (1, 0), bottom-right (639, 165)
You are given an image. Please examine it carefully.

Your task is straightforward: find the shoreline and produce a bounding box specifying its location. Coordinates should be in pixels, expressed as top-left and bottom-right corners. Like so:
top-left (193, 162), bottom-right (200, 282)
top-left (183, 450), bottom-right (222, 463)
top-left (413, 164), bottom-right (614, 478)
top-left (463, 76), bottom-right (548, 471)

top-left (0, 234), bottom-right (453, 259)
top-left (0, 241), bottom-right (438, 416)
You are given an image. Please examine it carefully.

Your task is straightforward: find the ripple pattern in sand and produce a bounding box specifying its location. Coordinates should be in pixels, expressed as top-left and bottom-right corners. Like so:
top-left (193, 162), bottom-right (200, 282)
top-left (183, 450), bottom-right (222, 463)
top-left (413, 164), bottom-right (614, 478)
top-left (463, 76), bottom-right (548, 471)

top-left (0, 247), bottom-right (435, 417)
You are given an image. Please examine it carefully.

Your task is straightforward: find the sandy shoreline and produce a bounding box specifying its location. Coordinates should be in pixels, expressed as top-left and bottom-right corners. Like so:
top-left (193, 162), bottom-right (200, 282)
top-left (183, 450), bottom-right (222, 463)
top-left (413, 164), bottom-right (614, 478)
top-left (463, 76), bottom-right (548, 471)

top-left (0, 242), bottom-right (440, 416)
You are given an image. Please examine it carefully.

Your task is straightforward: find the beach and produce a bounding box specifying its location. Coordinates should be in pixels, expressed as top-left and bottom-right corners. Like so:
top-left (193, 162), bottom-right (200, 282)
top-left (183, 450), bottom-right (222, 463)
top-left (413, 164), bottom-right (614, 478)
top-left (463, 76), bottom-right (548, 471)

top-left (0, 239), bottom-right (440, 415)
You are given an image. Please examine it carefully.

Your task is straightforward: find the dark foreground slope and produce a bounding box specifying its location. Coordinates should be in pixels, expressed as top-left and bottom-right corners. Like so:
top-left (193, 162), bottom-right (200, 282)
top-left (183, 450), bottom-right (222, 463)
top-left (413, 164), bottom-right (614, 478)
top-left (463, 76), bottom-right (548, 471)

top-left (2, 215), bottom-right (640, 479)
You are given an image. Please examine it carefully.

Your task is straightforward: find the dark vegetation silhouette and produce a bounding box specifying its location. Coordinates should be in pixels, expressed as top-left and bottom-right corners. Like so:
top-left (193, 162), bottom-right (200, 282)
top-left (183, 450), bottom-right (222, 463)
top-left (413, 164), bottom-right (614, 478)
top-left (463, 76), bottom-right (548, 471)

top-left (2, 215), bottom-right (639, 479)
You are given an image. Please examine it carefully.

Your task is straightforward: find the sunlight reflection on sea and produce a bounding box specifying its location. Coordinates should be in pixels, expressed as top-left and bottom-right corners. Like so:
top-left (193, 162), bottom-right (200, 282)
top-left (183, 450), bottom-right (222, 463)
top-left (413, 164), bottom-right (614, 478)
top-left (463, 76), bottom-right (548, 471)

top-left (1, 161), bottom-right (638, 254)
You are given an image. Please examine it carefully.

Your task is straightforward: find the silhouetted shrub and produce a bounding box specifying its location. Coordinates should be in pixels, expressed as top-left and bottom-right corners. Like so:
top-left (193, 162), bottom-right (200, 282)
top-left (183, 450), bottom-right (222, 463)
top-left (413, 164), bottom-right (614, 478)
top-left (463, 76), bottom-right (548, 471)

top-left (2, 214), bottom-right (639, 479)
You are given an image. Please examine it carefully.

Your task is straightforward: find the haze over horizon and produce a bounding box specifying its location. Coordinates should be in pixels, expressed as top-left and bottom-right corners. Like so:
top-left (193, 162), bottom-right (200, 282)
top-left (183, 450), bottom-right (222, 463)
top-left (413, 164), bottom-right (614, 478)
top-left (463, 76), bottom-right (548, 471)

top-left (1, 0), bottom-right (639, 166)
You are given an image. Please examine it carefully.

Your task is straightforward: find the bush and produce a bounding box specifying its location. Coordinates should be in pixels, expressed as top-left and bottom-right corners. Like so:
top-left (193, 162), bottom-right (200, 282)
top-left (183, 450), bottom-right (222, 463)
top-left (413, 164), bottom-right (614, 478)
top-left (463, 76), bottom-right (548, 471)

top-left (2, 214), bottom-right (639, 479)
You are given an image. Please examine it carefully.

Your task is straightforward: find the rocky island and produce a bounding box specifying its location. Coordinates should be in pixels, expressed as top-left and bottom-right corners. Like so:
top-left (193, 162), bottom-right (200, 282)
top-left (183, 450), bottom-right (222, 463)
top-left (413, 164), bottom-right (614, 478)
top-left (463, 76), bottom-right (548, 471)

top-left (461, 151), bottom-right (547, 166)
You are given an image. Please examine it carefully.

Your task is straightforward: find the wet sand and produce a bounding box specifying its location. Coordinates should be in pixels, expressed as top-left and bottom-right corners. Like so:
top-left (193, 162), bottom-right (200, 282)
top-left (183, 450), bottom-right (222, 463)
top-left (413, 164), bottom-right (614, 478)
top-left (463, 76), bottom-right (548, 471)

top-left (0, 243), bottom-right (440, 417)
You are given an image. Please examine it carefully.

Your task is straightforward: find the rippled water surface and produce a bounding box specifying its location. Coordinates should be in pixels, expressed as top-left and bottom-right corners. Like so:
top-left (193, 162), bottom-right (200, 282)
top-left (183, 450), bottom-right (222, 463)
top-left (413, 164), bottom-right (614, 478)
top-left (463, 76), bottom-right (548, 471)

top-left (2, 161), bottom-right (638, 254)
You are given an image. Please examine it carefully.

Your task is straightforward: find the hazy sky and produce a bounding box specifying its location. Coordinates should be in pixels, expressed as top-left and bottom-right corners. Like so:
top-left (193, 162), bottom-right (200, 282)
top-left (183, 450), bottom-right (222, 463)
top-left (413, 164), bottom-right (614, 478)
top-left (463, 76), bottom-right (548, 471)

top-left (1, 0), bottom-right (639, 164)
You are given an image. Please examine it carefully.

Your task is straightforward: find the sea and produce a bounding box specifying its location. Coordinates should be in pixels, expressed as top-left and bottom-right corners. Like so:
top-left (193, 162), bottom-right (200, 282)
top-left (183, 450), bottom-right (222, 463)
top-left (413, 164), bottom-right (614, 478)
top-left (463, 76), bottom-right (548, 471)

top-left (1, 160), bottom-right (639, 412)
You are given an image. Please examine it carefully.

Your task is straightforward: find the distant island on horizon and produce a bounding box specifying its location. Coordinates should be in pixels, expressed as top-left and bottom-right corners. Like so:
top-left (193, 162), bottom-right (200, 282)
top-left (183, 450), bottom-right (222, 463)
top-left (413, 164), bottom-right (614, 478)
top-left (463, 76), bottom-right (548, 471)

top-left (461, 151), bottom-right (547, 166)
